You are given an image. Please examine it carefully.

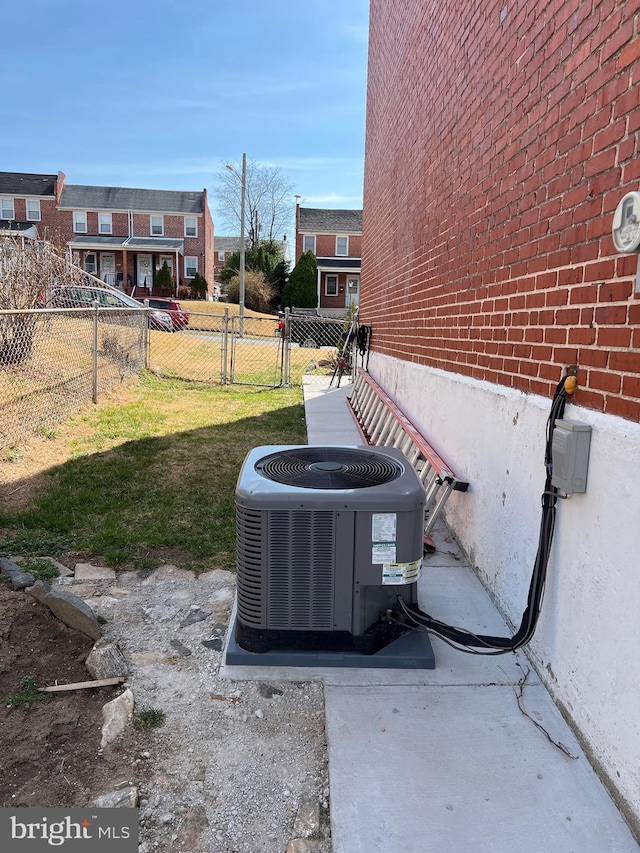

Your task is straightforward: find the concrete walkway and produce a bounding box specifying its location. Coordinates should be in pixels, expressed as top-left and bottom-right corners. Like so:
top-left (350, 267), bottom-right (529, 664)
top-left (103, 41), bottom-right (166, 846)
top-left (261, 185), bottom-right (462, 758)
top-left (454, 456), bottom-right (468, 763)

top-left (225, 377), bottom-right (639, 852)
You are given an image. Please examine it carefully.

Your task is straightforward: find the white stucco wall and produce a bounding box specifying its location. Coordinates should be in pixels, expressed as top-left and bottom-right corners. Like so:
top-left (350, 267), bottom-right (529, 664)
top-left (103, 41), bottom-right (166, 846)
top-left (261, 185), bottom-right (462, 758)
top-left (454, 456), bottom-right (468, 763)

top-left (369, 352), bottom-right (640, 827)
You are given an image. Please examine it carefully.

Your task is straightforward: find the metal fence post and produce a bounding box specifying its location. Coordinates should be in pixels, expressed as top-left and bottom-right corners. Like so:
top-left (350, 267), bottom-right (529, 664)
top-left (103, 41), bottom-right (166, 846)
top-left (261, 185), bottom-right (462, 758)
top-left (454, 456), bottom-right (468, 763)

top-left (143, 300), bottom-right (150, 369)
top-left (229, 312), bottom-right (236, 385)
top-left (92, 300), bottom-right (99, 403)
top-left (221, 306), bottom-right (229, 384)
top-left (283, 307), bottom-right (291, 386)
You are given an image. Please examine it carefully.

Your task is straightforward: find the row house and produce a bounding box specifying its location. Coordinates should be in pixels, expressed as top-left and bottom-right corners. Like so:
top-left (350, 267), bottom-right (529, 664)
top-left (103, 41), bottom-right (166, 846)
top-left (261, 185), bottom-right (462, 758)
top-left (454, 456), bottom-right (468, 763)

top-left (0, 171), bottom-right (57, 238)
top-left (214, 235), bottom-right (243, 282)
top-left (0, 171), bottom-right (214, 297)
top-left (295, 206), bottom-right (362, 315)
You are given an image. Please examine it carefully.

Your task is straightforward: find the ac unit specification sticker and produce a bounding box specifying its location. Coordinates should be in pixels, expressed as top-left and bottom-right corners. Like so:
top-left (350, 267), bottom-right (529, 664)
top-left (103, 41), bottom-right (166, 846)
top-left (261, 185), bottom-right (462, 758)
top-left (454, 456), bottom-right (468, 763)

top-left (382, 559), bottom-right (422, 585)
top-left (372, 513), bottom-right (397, 564)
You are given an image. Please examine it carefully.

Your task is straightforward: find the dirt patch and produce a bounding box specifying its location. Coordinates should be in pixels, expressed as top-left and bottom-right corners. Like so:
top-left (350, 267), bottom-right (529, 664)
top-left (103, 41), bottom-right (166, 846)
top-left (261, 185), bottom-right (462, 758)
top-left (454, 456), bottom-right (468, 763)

top-left (0, 581), bottom-right (139, 807)
top-left (0, 567), bottom-right (331, 852)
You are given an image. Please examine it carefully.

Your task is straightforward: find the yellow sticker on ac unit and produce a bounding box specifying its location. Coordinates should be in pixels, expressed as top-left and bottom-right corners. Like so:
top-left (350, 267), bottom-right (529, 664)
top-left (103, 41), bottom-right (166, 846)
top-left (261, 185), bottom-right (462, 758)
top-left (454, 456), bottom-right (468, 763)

top-left (382, 559), bottom-right (422, 585)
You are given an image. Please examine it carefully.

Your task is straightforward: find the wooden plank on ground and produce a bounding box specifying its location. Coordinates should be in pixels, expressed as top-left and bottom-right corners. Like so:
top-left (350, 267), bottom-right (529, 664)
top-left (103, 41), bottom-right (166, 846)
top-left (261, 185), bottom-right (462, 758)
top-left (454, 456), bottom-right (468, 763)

top-left (39, 676), bottom-right (125, 692)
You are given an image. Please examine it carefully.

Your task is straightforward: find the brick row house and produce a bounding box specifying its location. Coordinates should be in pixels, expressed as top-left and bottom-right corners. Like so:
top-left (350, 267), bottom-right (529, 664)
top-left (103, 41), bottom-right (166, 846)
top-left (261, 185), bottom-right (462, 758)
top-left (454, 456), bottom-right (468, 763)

top-left (0, 171), bottom-right (214, 297)
top-left (213, 235), bottom-right (243, 283)
top-left (295, 206), bottom-right (362, 315)
top-left (361, 0), bottom-right (640, 833)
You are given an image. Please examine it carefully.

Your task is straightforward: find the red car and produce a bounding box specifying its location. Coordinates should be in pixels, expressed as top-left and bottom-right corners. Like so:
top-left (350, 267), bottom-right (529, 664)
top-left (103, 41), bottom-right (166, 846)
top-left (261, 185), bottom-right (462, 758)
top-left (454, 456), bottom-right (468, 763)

top-left (135, 298), bottom-right (190, 331)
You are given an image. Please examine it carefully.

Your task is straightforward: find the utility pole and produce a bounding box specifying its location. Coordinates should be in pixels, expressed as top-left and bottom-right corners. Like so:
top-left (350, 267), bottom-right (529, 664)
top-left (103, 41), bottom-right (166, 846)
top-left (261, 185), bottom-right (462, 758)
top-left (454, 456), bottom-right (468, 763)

top-left (226, 153), bottom-right (247, 336)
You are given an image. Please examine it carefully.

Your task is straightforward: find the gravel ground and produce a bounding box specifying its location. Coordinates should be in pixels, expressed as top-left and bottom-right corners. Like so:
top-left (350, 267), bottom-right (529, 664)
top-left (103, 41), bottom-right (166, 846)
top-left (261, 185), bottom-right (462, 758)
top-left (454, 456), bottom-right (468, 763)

top-left (82, 564), bottom-right (332, 853)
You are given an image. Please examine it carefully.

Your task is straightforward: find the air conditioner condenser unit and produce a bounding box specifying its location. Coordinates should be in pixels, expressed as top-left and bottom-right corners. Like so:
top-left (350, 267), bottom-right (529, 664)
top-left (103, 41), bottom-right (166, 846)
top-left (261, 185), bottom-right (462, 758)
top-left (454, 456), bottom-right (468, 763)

top-left (226, 445), bottom-right (435, 669)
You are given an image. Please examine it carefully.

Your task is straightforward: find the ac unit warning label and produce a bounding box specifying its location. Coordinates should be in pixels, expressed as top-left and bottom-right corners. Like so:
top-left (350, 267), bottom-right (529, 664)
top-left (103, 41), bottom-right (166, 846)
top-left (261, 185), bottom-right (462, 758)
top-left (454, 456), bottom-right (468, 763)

top-left (372, 513), bottom-right (397, 564)
top-left (382, 560), bottom-right (422, 585)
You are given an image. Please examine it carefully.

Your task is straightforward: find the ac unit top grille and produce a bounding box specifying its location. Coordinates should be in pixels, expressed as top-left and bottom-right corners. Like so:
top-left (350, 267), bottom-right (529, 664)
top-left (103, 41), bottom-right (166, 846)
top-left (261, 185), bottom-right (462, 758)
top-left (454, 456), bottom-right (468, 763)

top-left (254, 447), bottom-right (403, 490)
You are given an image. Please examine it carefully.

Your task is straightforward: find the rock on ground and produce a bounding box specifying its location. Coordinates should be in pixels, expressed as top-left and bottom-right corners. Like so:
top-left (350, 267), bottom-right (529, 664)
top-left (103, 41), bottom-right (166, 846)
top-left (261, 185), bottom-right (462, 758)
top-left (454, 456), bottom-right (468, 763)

top-left (85, 565), bottom-right (332, 853)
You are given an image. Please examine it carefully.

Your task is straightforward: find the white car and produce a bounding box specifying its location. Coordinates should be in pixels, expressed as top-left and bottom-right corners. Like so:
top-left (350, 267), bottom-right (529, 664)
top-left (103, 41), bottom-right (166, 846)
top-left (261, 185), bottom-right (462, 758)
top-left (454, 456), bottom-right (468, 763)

top-left (48, 285), bottom-right (174, 332)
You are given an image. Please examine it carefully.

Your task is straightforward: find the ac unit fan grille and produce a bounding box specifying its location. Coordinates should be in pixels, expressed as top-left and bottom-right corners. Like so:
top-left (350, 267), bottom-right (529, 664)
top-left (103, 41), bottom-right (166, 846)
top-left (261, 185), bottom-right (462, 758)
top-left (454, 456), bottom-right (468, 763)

top-left (236, 506), bottom-right (264, 626)
top-left (267, 510), bottom-right (335, 629)
top-left (236, 506), bottom-right (336, 629)
top-left (255, 447), bottom-right (403, 490)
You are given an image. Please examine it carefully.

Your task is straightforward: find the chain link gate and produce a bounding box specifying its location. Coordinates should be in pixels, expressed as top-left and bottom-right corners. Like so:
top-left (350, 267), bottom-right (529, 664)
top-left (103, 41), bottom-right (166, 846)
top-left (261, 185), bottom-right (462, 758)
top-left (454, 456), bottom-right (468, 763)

top-left (224, 312), bottom-right (287, 386)
top-left (157, 307), bottom-right (352, 388)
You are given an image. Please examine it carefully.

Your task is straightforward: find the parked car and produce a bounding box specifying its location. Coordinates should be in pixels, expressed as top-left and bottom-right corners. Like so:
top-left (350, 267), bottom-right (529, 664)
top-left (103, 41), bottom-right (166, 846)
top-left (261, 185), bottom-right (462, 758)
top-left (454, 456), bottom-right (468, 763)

top-left (47, 286), bottom-right (173, 332)
top-left (134, 297), bottom-right (190, 331)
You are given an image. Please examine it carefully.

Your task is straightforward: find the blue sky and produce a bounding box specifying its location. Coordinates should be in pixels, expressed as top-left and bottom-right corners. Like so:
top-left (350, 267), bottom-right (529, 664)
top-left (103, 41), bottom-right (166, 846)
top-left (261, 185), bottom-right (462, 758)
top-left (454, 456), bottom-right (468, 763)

top-left (1, 0), bottom-right (369, 235)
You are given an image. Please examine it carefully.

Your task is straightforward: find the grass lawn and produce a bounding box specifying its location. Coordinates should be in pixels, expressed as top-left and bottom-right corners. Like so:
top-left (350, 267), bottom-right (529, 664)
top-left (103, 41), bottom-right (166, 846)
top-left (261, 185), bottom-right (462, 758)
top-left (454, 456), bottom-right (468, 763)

top-left (0, 373), bottom-right (307, 572)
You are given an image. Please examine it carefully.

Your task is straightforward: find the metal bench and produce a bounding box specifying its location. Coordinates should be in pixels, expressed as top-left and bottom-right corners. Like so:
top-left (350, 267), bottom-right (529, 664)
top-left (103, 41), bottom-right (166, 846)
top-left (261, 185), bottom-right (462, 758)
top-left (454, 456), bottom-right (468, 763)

top-left (347, 368), bottom-right (469, 548)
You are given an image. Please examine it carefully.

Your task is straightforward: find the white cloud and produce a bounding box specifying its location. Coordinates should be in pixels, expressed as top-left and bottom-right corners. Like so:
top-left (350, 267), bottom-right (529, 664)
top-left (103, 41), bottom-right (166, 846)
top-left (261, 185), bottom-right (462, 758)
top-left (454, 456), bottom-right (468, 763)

top-left (263, 156), bottom-right (359, 172)
top-left (301, 192), bottom-right (362, 205)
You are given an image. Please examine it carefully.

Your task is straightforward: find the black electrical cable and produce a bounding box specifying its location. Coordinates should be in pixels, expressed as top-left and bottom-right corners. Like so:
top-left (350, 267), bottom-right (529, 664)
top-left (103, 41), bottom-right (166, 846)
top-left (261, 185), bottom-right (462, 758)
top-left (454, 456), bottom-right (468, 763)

top-left (397, 376), bottom-right (570, 654)
top-left (356, 324), bottom-right (372, 370)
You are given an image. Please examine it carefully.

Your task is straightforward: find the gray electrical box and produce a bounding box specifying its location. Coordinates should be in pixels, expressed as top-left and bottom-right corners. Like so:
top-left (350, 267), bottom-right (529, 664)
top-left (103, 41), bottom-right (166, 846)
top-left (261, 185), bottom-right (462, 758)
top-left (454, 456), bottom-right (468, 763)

top-left (551, 419), bottom-right (592, 493)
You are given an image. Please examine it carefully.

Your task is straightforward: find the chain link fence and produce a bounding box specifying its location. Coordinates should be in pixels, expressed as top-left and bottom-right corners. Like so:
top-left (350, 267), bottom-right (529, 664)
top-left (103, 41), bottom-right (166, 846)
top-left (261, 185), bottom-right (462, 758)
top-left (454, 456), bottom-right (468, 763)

top-left (0, 307), bottom-right (147, 451)
top-left (0, 306), bottom-right (357, 451)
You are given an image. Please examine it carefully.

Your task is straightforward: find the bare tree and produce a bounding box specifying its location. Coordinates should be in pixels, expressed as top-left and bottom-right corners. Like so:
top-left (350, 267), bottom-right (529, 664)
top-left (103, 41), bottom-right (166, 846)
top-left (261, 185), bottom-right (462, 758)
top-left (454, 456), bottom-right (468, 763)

top-left (214, 159), bottom-right (295, 247)
top-left (0, 234), bottom-right (88, 364)
top-left (0, 234), bottom-right (88, 310)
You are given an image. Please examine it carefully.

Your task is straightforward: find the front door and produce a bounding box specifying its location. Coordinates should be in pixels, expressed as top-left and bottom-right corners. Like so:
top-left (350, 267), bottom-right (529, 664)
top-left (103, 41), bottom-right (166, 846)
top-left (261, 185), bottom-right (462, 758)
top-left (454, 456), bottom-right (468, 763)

top-left (346, 276), bottom-right (359, 309)
top-left (137, 254), bottom-right (153, 289)
top-left (100, 254), bottom-right (115, 286)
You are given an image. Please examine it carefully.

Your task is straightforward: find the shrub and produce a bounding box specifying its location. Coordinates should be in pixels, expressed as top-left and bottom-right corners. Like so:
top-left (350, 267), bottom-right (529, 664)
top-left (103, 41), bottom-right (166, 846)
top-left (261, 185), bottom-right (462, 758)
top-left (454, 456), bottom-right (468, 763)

top-left (153, 261), bottom-right (174, 295)
top-left (190, 272), bottom-right (208, 299)
top-left (225, 270), bottom-right (274, 313)
top-left (282, 250), bottom-right (317, 308)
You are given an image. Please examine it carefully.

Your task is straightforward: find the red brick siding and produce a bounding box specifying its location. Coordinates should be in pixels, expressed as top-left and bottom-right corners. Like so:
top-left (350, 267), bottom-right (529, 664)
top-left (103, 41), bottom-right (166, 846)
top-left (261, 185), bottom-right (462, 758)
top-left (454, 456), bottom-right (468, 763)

top-left (319, 272), bottom-right (354, 309)
top-left (295, 232), bottom-right (363, 262)
top-left (202, 190), bottom-right (214, 292)
top-left (362, 0), bottom-right (640, 419)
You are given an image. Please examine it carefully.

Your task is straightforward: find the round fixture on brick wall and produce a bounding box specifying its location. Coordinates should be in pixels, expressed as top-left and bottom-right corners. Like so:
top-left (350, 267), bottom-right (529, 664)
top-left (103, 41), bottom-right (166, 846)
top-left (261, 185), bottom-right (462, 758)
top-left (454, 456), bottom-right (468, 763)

top-left (612, 191), bottom-right (640, 253)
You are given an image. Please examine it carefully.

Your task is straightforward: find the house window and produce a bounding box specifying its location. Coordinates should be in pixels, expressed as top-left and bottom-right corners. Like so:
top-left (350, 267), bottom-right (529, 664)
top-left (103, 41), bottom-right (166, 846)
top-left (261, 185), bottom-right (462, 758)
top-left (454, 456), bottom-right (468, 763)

top-left (98, 213), bottom-right (112, 234)
top-left (303, 235), bottom-right (316, 253)
top-left (26, 199), bottom-right (41, 221)
top-left (185, 256), bottom-right (198, 278)
top-left (218, 251), bottom-right (225, 263)
top-left (83, 253), bottom-right (97, 274)
top-left (336, 236), bottom-right (348, 256)
top-left (150, 215), bottom-right (164, 236)
top-left (325, 275), bottom-right (338, 296)
top-left (73, 211), bottom-right (87, 233)
top-left (0, 197), bottom-right (15, 219)
top-left (184, 216), bottom-right (198, 237)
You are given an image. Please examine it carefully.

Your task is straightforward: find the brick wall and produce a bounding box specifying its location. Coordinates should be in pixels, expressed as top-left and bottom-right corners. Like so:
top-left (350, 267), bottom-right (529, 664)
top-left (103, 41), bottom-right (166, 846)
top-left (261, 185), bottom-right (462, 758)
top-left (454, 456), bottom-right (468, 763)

top-left (362, 0), bottom-right (640, 420)
top-left (295, 232), bottom-right (363, 262)
top-left (202, 189), bottom-right (214, 289)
